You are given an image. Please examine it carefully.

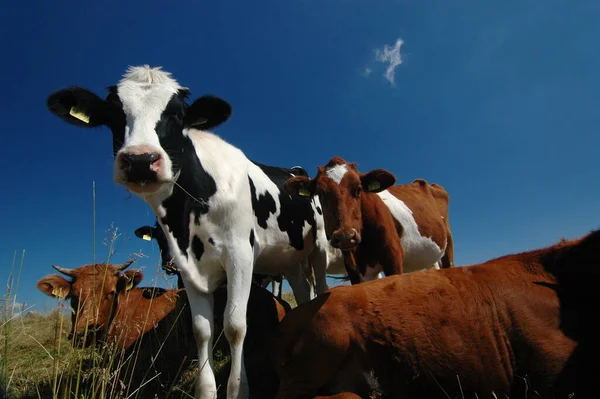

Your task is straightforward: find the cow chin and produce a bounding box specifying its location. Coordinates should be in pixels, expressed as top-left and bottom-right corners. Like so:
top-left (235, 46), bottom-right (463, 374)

top-left (331, 240), bottom-right (360, 251)
top-left (70, 330), bottom-right (102, 348)
top-left (123, 181), bottom-right (165, 195)
top-left (114, 170), bottom-right (175, 197)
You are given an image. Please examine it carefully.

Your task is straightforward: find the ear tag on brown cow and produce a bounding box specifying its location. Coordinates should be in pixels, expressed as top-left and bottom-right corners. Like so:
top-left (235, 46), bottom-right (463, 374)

top-left (69, 107), bottom-right (90, 123)
top-left (142, 234), bottom-right (152, 241)
top-left (299, 187), bottom-right (311, 197)
top-left (52, 287), bottom-right (67, 299)
top-left (368, 181), bottom-right (381, 192)
top-left (191, 117), bottom-right (208, 127)
top-left (126, 279), bottom-right (134, 291)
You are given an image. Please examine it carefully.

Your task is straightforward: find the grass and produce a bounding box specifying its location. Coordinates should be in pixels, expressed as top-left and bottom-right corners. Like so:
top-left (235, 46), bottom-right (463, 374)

top-left (0, 239), bottom-right (299, 399)
top-left (0, 214), bottom-right (239, 399)
top-left (0, 256), bottom-right (251, 399)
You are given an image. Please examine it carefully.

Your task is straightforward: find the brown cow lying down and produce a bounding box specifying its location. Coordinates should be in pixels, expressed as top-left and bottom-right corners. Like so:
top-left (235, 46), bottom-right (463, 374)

top-left (37, 260), bottom-right (290, 399)
top-left (270, 229), bottom-right (600, 399)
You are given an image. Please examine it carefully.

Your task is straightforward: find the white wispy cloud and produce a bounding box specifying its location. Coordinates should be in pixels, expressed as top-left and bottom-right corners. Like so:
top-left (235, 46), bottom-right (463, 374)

top-left (362, 37), bottom-right (405, 87)
top-left (375, 38), bottom-right (404, 86)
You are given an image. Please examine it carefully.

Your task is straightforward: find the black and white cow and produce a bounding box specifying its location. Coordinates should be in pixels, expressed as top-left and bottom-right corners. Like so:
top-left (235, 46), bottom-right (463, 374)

top-left (46, 65), bottom-right (333, 399)
top-left (134, 220), bottom-right (285, 297)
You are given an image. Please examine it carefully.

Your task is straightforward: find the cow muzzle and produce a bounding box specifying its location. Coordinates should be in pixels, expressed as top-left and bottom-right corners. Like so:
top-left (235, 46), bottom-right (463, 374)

top-left (115, 146), bottom-right (168, 193)
top-left (331, 229), bottom-right (360, 250)
top-left (70, 324), bottom-right (104, 347)
top-left (119, 152), bottom-right (161, 181)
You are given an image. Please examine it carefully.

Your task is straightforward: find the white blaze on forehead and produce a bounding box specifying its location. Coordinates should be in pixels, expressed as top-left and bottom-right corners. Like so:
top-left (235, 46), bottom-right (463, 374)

top-left (325, 163), bottom-right (348, 184)
top-left (116, 65), bottom-right (183, 149)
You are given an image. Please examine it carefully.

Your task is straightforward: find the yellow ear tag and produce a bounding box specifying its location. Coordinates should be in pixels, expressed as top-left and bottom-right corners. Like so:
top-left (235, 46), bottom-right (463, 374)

top-left (69, 107), bottom-right (90, 123)
top-left (52, 287), bottom-right (67, 299)
top-left (142, 234), bottom-right (152, 241)
top-left (191, 117), bottom-right (208, 127)
top-left (126, 279), bottom-right (134, 291)
top-left (299, 188), bottom-right (311, 197)
top-left (367, 181), bottom-right (381, 192)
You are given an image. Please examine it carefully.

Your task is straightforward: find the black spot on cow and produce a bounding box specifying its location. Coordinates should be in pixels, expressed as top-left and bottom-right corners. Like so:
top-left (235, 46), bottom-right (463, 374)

top-left (248, 176), bottom-right (276, 229)
top-left (250, 161), bottom-right (317, 250)
top-left (156, 93), bottom-right (218, 256)
top-left (316, 206), bottom-right (322, 215)
top-left (249, 230), bottom-right (255, 247)
top-left (192, 236), bottom-right (205, 261)
top-left (209, 237), bottom-right (215, 246)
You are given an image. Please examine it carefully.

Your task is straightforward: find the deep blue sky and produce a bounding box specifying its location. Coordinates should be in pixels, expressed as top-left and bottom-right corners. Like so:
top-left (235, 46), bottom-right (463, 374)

top-left (2, 0), bottom-right (599, 312)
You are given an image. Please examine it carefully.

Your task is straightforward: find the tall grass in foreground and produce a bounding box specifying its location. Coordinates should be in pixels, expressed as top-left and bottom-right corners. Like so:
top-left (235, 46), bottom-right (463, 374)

top-left (0, 220), bottom-right (298, 399)
top-left (0, 217), bottom-right (219, 399)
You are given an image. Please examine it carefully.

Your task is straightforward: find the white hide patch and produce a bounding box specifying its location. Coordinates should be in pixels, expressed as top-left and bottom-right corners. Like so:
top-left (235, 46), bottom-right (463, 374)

top-left (115, 66), bottom-right (180, 174)
top-left (376, 190), bottom-right (444, 273)
top-left (325, 164), bottom-right (348, 184)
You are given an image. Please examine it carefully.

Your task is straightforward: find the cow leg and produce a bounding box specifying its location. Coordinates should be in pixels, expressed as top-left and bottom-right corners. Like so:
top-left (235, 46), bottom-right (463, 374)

top-left (186, 289), bottom-right (218, 399)
top-left (271, 278), bottom-right (282, 298)
top-left (342, 251), bottom-right (361, 285)
top-left (310, 246), bottom-right (330, 295)
top-left (286, 263), bottom-right (315, 304)
top-left (381, 243), bottom-right (404, 277)
top-left (440, 231), bottom-right (455, 268)
top-left (223, 248), bottom-right (253, 399)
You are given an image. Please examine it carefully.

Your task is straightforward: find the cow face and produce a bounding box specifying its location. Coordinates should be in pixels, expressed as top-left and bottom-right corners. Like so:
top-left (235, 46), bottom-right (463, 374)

top-left (36, 260), bottom-right (142, 346)
top-left (284, 156), bottom-right (395, 250)
top-left (134, 222), bottom-right (177, 274)
top-left (46, 65), bottom-right (231, 199)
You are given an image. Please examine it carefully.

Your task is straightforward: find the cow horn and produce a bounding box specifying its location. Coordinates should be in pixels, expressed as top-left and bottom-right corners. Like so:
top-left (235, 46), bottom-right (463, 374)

top-left (114, 259), bottom-right (136, 272)
top-left (52, 265), bottom-right (75, 277)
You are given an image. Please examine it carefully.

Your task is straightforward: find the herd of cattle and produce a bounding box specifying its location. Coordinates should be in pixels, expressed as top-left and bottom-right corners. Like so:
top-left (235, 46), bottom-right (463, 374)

top-left (35, 65), bottom-right (594, 398)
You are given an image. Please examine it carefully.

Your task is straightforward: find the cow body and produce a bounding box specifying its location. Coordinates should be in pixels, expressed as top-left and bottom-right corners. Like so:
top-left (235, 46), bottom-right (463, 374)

top-left (284, 156), bottom-right (454, 285)
top-left (270, 230), bottom-right (598, 399)
top-left (46, 65), bottom-right (333, 398)
top-left (37, 261), bottom-right (291, 398)
top-left (134, 221), bottom-right (285, 296)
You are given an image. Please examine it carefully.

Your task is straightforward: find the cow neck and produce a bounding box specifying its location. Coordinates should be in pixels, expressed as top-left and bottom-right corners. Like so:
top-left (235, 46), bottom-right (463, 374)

top-left (159, 137), bottom-right (217, 258)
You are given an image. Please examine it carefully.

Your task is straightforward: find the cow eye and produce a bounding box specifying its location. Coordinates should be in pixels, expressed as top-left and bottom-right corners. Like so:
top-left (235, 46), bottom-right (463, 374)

top-left (352, 186), bottom-right (362, 197)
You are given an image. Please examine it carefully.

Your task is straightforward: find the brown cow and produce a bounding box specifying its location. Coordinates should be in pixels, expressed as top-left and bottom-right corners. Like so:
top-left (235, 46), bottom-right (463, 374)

top-left (37, 260), bottom-right (291, 398)
top-left (284, 156), bottom-right (454, 284)
top-left (269, 229), bottom-right (600, 399)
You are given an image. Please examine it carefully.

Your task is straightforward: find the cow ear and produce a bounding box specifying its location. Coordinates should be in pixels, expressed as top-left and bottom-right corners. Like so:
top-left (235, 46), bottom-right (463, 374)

top-left (283, 176), bottom-right (313, 199)
top-left (360, 169), bottom-right (396, 193)
top-left (134, 226), bottom-right (154, 241)
top-left (117, 270), bottom-right (144, 292)
top-left (36, 275), bottom-right (71, 299)
top-left (184, 95), bottom-right (232, 130)
top-left (47, 87), bottom-right (110, 128)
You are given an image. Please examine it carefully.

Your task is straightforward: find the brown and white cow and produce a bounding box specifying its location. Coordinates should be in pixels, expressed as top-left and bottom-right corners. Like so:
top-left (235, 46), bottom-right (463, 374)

top-left (284, 156), bottom-right (454, 284)
top-left (269, 229), bottom-right (600, 399)
top-left (37, 260), bottom-right (291, 398)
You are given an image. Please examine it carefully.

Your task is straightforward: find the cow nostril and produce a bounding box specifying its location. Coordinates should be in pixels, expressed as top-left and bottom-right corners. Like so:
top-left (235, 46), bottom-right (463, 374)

top-left (121, 152), bottom-right (160, 169)
top-left (147, 152), bottom-right (160, 163)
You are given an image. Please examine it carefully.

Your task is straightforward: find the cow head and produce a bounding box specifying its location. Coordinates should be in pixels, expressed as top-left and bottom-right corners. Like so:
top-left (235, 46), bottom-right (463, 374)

top-left (36, 260), bottom-right (142, 346)
top-left (46, 65), bottom-right (232, 201)
top-left (134, 221), bottom-right (177, 274)
top-left (284, 156), bottom-right (396, 250)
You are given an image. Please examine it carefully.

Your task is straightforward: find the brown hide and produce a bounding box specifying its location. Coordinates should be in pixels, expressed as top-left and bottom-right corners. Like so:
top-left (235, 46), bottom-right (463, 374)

top-left (284, 156), bottom-right (454, 284)
top-left (270, 230), bottom-right (600, 399)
